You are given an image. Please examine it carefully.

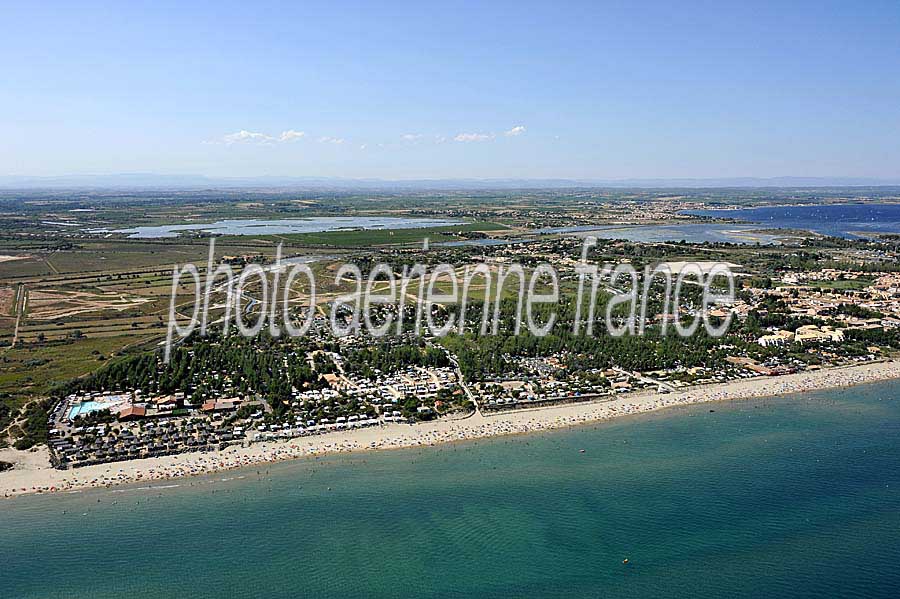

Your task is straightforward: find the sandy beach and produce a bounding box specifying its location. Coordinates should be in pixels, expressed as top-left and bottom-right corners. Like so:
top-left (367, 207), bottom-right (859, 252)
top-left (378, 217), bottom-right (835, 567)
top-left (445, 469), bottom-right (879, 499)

top-left (3, 360), bottom-right (900, 498)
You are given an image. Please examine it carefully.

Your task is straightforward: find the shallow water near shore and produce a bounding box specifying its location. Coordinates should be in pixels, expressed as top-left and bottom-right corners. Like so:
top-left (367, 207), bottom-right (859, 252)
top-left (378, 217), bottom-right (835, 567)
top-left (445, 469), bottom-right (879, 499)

top-left (3, 381), bottom-right (900, 598)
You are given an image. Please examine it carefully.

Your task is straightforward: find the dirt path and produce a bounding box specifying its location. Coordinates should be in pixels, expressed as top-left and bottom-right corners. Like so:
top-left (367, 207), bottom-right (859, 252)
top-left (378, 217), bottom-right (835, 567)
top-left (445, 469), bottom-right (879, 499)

top-left (44, 251), bottom-right (60, 274)
top-left (9, 284), bottom-right (26, 349)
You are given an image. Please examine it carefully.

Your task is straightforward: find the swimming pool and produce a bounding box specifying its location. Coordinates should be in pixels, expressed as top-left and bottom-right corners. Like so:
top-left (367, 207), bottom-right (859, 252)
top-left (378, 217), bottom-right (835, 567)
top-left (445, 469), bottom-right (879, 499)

top-left (67, 398), bottom-right (127, 421)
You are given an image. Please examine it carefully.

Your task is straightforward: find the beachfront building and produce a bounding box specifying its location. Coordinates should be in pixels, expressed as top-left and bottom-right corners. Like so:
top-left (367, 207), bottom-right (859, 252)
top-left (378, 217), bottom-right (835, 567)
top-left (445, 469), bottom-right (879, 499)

top-left (757, 330), bottom-right (795, 347)
top-left (794, 325), bottom-right (845, 345)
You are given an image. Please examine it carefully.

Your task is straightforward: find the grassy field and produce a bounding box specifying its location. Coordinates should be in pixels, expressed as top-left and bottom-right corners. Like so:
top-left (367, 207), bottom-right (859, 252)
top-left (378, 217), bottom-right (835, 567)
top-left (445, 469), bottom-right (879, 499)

top-left (0, 238), bottom-right (335, 281)
top-left (0, 335), bottom-right (159, 409)
top-left (250, 221), bottom-right (509, 247)
top-left (0, 255), bottom-right (54, 279)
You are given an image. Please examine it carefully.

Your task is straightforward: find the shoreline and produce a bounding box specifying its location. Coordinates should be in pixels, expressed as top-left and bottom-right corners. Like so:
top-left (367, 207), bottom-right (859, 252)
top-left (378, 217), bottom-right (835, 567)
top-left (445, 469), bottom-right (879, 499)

top-left (3, 359), bottom-right (900, 498)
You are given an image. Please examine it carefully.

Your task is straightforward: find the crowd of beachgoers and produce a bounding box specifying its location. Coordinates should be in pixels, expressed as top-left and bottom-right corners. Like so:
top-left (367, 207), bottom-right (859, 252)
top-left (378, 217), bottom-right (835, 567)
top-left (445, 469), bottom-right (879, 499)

top-left (3, 360), bottom-right (900, 498)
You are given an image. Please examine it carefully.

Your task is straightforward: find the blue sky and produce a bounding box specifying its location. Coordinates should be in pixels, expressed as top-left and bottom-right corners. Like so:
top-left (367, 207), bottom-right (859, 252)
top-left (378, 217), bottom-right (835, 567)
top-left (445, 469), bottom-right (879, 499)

top-left (1, 0), bottom-right (898, 179)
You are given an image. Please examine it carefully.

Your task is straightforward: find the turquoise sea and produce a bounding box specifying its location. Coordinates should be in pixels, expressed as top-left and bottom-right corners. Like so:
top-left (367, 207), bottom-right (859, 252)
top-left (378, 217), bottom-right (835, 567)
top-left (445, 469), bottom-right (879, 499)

top-left (3, 381), bottom-right (900, 598)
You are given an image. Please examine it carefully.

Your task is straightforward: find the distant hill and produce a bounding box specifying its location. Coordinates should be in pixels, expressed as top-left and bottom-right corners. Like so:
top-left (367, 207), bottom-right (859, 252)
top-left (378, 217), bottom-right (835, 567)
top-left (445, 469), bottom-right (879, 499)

top-left (1, 174), bottom-right (899, 190)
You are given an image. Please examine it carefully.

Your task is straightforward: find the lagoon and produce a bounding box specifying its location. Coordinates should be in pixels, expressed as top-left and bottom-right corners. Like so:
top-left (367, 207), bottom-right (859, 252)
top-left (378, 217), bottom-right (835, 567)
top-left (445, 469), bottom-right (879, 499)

top-left (687, 203), bottom-right (900, 239)
top-left (550, 204), bottom-right (900, 244)
top-left (91, 217), bottom-right (463, 239)
top-left (569, 223), bottom-right (783, 245)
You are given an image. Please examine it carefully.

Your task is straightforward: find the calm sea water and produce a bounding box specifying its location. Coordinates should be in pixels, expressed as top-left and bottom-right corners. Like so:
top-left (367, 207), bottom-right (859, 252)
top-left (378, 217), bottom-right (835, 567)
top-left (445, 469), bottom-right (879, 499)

top-left (3, 381), bottom-right (900, 598)
top-left (688, 203), bottom-right (900, 238)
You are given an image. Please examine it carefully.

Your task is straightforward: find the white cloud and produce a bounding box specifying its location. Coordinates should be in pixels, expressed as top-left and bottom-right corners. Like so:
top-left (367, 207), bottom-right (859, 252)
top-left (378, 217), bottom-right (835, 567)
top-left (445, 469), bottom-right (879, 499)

top-left (209, 126), bottom-right (523, 148)
top-left (279, 130), bottom-right (306, 142)
top-left (206, 129), bottom-right (308, 145)
top-left (209, 129), bottom-right (306, 146)
top-left (454, 132), bottom-right (494, 143)
top-left (209, 127), bottom-right (521, 148)
top-left (221, 130), bottom-right (274, 145)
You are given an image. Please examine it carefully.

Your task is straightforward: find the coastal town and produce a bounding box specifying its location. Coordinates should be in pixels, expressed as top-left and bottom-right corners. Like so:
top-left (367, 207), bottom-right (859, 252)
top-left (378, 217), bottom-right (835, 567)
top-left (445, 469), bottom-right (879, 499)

top-left (19, 249), bottom-right (900, 477)
top-left (3, 191), bottom-right (900, 497)
top-left (7, 4), bottom-right (900, 596)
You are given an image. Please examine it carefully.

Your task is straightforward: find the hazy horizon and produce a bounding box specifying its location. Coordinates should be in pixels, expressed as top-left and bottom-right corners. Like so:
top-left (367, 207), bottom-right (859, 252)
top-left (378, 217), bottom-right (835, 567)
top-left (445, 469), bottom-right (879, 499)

top-left (3, 173), bottom-right (900, 191)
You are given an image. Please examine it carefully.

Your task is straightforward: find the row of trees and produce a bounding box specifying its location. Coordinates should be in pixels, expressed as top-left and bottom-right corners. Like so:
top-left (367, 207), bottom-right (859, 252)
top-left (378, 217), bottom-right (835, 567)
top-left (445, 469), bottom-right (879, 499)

top-left (56, 332), bottom-right (328, 410)
top-left (343, 340), bottom-right (449, 377)
top-left (441, 296), bottom-right (734, 380)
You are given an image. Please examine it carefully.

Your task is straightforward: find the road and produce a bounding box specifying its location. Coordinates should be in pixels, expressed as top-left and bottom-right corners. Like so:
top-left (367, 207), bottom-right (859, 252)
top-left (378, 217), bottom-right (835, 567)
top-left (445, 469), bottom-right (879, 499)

top-left (9, 284), bottom-right (26, 349)
top-left (612, 366), bottom-right (676, 393)
top-left (442, 347), bottom-right (480, 416)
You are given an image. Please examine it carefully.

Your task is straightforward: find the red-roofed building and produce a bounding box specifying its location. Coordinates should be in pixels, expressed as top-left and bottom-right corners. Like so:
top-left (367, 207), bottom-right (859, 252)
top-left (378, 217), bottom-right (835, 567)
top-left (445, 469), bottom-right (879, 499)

top-left (118, 406), bottom-right (147, 421)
